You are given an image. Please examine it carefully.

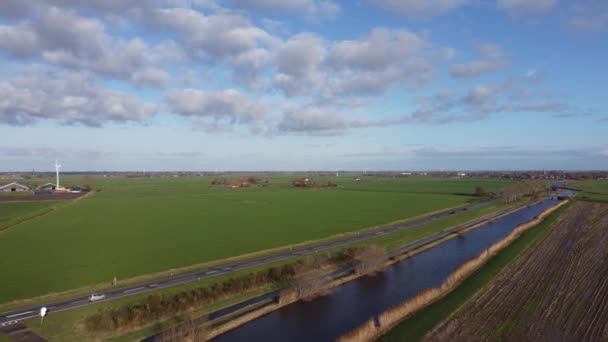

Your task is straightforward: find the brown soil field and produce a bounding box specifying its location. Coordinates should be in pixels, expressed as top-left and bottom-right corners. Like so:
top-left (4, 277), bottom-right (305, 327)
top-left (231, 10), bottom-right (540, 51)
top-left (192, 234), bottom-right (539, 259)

top-left (426, 201), bottom-right (608, 341)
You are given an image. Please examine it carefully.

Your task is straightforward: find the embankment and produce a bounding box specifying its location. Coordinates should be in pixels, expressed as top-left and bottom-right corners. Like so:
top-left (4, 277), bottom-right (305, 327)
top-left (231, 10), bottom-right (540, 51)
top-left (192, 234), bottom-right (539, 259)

top-left (337, 198), bottom-right (569, 342)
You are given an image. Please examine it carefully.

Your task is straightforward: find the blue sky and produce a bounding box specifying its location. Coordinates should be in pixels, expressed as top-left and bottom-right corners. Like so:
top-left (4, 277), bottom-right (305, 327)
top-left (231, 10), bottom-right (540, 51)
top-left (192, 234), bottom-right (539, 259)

top-left (0, 0), bottom-right (606, 171)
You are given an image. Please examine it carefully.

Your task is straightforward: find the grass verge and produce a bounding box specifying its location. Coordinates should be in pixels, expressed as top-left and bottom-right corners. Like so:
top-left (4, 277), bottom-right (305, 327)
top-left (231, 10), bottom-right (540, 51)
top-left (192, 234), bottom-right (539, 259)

top-left (378, 200), bottom-right (571, 341)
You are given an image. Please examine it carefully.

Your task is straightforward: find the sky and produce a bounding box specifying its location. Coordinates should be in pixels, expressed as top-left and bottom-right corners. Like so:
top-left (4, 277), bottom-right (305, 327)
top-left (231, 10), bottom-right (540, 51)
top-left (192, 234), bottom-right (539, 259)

top-left (0, 0), bottom-right (607, 172)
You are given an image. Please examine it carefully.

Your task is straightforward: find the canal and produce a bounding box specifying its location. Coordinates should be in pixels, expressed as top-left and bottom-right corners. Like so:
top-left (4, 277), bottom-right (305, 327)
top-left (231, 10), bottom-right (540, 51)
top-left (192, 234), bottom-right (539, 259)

top-left (213, 193), bottom-right (572, 341)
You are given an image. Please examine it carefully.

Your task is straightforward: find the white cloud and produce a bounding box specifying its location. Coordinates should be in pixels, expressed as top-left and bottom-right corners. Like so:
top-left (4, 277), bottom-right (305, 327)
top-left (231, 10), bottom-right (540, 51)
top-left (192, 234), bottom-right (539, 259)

top-left (144, 7), bottom-right (280, 89)
top-left (130, 68), bottom-right (171, 88)
top-left (274, 33), bottom-right (326, 96)
top-left (497, 0), bottom-right (557, 15)
top-left (0, 7), bottom-right (175, 86)
top-left (165, 89), bottom-right (271, 134)
top-left (274, 28), bottom-right (434, 99)
top-left (450, 43), bottom-right (509, 78)
top-left (565, 1), bottom-right (608, 33)
top-left (229, 0), bottom-right (341, 19)
top-left (0, 69), bottom-right (157, 126)
top-left (370, 0), bottom-right (471, 19)
top-left (327, 28), bottom-right (428, 71)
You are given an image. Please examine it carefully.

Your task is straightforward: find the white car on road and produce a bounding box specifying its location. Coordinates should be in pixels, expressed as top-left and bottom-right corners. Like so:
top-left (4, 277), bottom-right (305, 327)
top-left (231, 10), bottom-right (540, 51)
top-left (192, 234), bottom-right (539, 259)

top-left (89, 294), bottom-right (106, 302)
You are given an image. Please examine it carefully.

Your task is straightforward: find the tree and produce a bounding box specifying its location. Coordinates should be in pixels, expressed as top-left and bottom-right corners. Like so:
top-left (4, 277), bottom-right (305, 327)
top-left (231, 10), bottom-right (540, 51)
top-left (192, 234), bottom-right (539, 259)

top-left (80, 175), bottom-right (93, 192)
top-left (354, 245), bottom-right (386, 276)
top-left (475, 186), bottom-right (489, 197)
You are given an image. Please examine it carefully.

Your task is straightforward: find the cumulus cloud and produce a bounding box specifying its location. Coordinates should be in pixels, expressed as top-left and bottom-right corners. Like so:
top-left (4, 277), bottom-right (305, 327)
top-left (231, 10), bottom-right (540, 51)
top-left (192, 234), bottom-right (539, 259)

top-left (497, 0), bottom-right (557, 15)
top-left (143, 7), bottom-right (280, 89)
top-left (229, 0), bottom-right (341, 19)
top-left (450, 43), bottom-right (509, 78)
top-left (370, 0), bottom-right (471, 19)
top-left (406, 73), bottom-right (586, 124)
top-left (0, 6), bottom-right (175, 86)
top-left (165, 89), bottom-right (271, 134)
top-left (0, 69), bottom-right (157, 126)
top-left (274, 28), bottom-right (434, 99)
top-left (274, 33), bottom-right (326, 96)
top-left (276, 105), bottom-right (399, 135)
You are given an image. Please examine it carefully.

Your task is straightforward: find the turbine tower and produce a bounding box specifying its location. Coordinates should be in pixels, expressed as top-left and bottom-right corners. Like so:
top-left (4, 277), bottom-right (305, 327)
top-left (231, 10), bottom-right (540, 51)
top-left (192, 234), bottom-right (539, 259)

top-left (54, 160), bottom-right (62, 188)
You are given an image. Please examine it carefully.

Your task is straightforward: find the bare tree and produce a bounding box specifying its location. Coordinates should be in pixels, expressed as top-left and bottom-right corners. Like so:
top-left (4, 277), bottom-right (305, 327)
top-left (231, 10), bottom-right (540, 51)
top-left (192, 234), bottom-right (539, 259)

top-left (355, 245), bottom-right (387, 276)
top-left (293, 261), bottom-right (332, 301)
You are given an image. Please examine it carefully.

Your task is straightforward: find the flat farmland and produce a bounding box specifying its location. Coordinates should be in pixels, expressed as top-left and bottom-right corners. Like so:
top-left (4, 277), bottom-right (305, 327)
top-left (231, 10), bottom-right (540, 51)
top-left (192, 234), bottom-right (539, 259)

top-left (426, 201), bottom-right (608, 341)
top-left (572, 179), bottom-right (608, 202)
top-left (0, 176), bottom-right (508, 303)
top-left (0, 201), bottom-right (60, 231)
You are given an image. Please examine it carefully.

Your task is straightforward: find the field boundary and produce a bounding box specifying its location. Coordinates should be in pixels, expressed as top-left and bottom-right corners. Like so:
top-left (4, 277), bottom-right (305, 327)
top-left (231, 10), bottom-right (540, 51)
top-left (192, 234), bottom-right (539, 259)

top-left (337, 198), bottom-right (569, 342)
top-left (0, 192), bottom-right (92, 235)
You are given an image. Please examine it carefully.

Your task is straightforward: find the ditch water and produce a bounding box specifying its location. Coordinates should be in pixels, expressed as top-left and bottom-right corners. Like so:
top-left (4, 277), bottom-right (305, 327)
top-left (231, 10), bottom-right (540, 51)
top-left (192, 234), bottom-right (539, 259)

top-left (213, 191), bottom-right (575, 342)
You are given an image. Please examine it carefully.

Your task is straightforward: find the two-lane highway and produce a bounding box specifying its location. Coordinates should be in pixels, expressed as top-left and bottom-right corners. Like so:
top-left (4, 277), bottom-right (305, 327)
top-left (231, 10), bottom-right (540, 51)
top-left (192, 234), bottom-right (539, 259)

top-left (0, 199), bottom-right (497, 326)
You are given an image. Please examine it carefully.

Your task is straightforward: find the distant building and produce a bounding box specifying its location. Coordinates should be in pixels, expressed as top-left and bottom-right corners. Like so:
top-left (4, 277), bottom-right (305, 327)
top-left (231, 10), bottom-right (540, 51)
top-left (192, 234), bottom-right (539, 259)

top-left (292, 177), bottom-right (311, 187)
top-left (36, 183), bottom-right (57, 191)
top-left (226, 178), bottom-right (250, 188)
top-left (0, 182), bottom-right (30, 192)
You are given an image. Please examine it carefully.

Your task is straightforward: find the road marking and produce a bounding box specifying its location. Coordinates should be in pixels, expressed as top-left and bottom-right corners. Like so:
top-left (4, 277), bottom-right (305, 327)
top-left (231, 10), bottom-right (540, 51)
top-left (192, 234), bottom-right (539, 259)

top-left (206, 270), bottom-right (219, 275)
top-left (124, 287), bottom-right (144, 293)
top-left (148, 284), bottom-right (158, 288)
top-left (0, 320), bottom-right (18, 327)
top-left (6, 311), bottom-right (34, 318)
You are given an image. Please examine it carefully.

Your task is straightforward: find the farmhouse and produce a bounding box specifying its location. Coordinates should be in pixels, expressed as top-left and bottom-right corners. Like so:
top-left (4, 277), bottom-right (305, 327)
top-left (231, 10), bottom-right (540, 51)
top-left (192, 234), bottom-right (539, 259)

top-left (37, 183), bottom-right (57, 191)
top-left (0, 182), bottom-right (30, 192)
top-left (292, 177), bottom-right (311, 187)
top-left (226, 178), bottom-right (250, 188)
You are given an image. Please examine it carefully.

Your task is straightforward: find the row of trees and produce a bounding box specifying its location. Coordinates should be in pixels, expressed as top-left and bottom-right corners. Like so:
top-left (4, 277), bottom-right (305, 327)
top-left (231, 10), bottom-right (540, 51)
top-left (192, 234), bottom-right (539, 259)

top-left (501, 180), bottom-right (549, 203)
top-left (85, 246), bottom-right (382, 333)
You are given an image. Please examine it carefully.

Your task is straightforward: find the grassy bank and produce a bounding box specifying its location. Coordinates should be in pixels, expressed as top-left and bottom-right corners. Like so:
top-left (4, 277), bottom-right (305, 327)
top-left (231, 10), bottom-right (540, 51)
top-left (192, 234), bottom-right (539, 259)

top-left (379, 201), bottom-right (570, 341)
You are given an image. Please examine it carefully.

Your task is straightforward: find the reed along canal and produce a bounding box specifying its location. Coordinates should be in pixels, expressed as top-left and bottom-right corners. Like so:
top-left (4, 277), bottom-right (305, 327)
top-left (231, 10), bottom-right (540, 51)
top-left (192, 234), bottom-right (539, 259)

top-left (213, 193), bottom-right (574, 342)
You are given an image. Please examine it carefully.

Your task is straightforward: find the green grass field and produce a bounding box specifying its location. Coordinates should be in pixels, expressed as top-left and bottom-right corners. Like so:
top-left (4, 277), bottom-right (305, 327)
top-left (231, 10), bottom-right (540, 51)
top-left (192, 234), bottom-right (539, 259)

top-left (571, 179), bottom-right (608, 202)
top-left (379, 200), bottom-right (569, 341)
top-left (0, 201), bottom-right (60, 231)
top-left (20, 197), bottom-right (518, 342)
top-left (0, 175), bottom-right (508, 304)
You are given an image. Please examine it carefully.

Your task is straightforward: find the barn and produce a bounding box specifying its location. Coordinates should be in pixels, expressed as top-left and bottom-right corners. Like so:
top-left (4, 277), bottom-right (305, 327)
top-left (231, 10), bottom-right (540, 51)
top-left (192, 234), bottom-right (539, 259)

top-left (0, 182), bottom-right (30, 192)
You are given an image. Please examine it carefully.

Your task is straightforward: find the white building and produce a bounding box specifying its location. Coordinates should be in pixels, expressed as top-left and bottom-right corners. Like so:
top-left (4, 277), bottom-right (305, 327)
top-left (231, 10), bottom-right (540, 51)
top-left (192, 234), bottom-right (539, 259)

top-left (0, 182), bottom-right (30, 192)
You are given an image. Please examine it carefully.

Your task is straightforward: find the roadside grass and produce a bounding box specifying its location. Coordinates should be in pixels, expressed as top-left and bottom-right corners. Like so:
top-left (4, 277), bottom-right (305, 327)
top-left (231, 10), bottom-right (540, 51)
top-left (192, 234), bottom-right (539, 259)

top-left (378, 200), bottom-right (570, 341)
top-left (0, 176), bottom-right (508, 304)
top-left (20, 197), bottom-right (518, 342)
top-left (0, 332), bottom-right (11, 342)
top-left (351, 201), bottom-right (517, 251)
top-left (23, 257), bottom-right (296, 342)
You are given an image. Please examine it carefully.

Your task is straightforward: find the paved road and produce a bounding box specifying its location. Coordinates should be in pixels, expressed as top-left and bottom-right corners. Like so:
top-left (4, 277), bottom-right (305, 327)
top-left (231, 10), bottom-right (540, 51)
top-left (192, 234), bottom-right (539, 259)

top-left (0, 199), bottom-right (497, 327)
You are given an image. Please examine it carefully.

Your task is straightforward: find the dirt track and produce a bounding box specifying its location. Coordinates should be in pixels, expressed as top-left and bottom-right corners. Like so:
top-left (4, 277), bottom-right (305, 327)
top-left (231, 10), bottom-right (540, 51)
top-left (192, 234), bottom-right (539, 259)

top-left (0, 192), bottom-right (87, 203)
top-left (426, 201), bottom-right (608, 341)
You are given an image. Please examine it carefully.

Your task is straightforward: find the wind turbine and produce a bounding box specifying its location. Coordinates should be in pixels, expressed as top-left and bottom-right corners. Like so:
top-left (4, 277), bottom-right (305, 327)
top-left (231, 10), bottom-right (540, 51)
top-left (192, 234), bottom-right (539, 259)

top-left (54, 160), bottom-right (62, 188)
